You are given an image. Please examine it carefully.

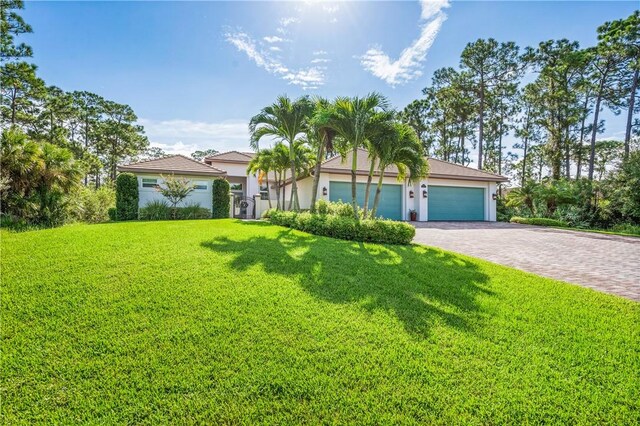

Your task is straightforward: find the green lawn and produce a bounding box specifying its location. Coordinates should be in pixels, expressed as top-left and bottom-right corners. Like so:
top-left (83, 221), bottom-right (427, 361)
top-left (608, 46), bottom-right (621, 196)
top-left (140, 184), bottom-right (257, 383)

top-left (2, 220), bottom-right (639, 424)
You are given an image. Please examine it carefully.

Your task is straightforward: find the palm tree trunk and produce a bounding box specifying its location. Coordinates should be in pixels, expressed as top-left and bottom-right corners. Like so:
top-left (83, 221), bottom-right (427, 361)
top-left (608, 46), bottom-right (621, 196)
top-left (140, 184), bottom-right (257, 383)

top-left (350, 148), bottom-right (359, 220)
top-left (370, 170), bottom-right (385, 218)
top-left (624, 68), bottom-right (638, 160)
top-left (288, 157), bottom-right (299, 211)
top-left (265, 173), bottom-right (272, 209)
top-left (309, 136), bottom-right (326, 213)
top-left (362, 156), bottom-right (376, 218)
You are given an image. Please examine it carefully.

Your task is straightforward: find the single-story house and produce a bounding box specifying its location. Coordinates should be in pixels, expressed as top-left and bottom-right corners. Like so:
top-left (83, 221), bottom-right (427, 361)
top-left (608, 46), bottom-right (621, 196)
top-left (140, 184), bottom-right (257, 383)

top-left (118, 148), bottom-right (508, 221)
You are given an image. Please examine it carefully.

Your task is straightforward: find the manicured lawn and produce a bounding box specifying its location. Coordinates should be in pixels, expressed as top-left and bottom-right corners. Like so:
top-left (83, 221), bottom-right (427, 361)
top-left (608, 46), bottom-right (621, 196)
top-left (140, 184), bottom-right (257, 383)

top-left (2, 220), bottom-right (639, 424)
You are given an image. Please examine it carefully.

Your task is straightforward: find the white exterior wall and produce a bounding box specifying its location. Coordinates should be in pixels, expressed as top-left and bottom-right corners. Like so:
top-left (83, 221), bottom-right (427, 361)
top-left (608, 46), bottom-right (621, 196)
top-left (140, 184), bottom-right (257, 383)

top-left (137, 174), bottom-right (214, 210)
top-left (284, 174), bottom-right (498, 222)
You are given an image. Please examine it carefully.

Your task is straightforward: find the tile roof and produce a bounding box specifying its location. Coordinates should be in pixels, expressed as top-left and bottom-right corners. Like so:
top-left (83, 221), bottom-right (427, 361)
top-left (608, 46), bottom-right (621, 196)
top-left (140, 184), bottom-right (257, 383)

top-left (117, 155), bottom-right (227, 176)
top-left (204, 150), bottom-right (256, 163)
top-left (320, 148), bottom-right (508, 182)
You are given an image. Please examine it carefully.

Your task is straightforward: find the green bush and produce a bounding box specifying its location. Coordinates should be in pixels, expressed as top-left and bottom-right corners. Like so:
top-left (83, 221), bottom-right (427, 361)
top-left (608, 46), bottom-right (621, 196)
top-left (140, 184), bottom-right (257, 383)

top-left (510, 216), bottom-right (569, 227)
top-left (115, 173), bottom-right (138, 221)
top-left (315, 199), bottom-right (330, 215)
top-left (212, 179), bottom-right (230, 219)
top-left (268, 209), bottom-right (415, 245)
top-left (108, 207), bottom-right (117, 221)
top-left (139, 200), bottom-right (170, 220)
top-left (69, 186), bottom-right (115, 223)
top-left (610, 224), bottom-right (640, 236)
top-left (139, 200), bottom-right (211, 221)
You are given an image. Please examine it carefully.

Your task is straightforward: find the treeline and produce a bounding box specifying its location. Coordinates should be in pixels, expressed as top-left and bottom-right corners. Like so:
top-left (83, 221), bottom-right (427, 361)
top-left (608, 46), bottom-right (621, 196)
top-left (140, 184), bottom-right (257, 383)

top-left (1, 1), bottom-right (149, 227)
top-left (401, 11), bottom-right (639, 184)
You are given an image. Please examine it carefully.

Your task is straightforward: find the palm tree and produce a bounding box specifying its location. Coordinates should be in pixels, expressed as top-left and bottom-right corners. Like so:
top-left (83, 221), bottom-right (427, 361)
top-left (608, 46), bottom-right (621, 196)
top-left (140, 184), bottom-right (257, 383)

top-left (362, 110), bottom-right (395, 217)
top-left (1, 129), bottom-right (43, 218)
top-left (249, 95), bottom-right (313, 211)
top-left (506, 180), bottom-right (538, 216)
top-left (326, 93), bottom-right (390, 219)
top-left (307, 97), bottom-right (337, 212)
top-left (36, 142), bottom-right (84, 225)
top-left (370, 123), bottom-right (428, 218)
top-left (247, 148), bottom-right (275, 209)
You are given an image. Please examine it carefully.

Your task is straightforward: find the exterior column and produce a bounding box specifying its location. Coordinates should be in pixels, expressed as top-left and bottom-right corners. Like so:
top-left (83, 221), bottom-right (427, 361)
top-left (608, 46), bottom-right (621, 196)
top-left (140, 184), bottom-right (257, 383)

top-left (229, 194), bottom-right (234, 218)
top-left (416, 179), bottom-right (429, 221)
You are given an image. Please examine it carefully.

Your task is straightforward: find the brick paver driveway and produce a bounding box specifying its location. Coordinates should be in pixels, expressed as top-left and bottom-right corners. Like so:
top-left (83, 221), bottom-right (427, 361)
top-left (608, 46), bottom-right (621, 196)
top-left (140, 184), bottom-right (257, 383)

top-left (413, 222), bottom-right (640, 301)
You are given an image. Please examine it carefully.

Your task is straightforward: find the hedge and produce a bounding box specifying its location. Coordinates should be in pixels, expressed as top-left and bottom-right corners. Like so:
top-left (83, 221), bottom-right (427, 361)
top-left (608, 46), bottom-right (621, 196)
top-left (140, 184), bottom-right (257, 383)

top-left (115, 173), bottom-right (138, 221)
top-left (266, 209), bottom-right (415, 245)
top-left (212, 179), bottom-right (230, 219)
top-left (139, 200), bottom-right (211, 221)
top-left (510, 216), bottom-right (569, 227)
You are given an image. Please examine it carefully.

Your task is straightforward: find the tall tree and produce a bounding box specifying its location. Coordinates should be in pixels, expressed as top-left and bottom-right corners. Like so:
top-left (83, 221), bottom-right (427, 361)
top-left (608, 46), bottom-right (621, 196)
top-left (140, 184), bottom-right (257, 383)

top-left (370, 122), bottom-right (428, 218)
top-left (326, 93), bottom-right (390, 220)
top-left (460, 38), bottom-right (521, 169)
top-left (249, 95), bottom-right (313, 211)
top-left (0, 61), bottom-right (45, 127)
top-left (598, 11), bottom-right (640, 159)
top-left (0, 0), bottom-right (32, 61)
top-left (307, 97), bottom-right (336, 212)
top-left (191, 148), bottom-right (218, 161)
top-left (586, 28), bottom-right (626, 180)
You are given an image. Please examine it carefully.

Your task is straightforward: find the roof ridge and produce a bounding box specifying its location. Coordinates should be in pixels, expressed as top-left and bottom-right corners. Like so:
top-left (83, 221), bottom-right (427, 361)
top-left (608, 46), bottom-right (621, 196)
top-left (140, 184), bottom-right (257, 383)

top-left (174, 154), bottom-right (227, 173)
top-left (122, 154), bottom-right (183, 167)
top-left (206, 150), bottom-right (254, 160)
top-left (428, 157), bottom-right (506, 178)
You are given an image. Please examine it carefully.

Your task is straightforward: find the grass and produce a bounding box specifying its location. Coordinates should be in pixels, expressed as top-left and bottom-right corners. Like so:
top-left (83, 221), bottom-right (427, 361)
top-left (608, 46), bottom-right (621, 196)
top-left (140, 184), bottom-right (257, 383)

top-left (2, 220), bottom-right (639, 424)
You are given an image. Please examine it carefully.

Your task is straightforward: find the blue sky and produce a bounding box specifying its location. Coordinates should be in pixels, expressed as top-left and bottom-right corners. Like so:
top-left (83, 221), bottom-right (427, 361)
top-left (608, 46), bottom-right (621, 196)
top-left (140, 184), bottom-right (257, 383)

top-left (23, 1), bottom-right (638, 163)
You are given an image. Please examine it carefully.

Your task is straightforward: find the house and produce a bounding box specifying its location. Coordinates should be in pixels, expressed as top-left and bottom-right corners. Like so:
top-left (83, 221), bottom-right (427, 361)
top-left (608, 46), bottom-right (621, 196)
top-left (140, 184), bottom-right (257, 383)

top-left (283, 148), bottom-right (508, 221)
top-left (117, 148), bottom-right (508, 221)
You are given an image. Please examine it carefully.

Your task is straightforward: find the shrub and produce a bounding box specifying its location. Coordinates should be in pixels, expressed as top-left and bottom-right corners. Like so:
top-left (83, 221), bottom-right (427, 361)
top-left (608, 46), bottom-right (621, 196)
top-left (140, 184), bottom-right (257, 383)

top-left (610, 224), bottom-right (640, 236)
top-left (315, 199), bottom-right (330, 215)
top-left (139, 200), bottom-right (170, 220)
top-left (108, 207), bottom-right (117, 221)
top-left (176, 202), bottom-right (211, 219)
top-left (139, 200), bottom-right (211, 221)
top-left (115, 173), bottom-right (138, 221)
top-left (510, 216), bottom-right (569, 227)
top-left (269, 209), bottom-right (415, 245)
top-left (212, 179), bottom-right (230, 219)
top-left (69, 186), bottom-right (115, 223)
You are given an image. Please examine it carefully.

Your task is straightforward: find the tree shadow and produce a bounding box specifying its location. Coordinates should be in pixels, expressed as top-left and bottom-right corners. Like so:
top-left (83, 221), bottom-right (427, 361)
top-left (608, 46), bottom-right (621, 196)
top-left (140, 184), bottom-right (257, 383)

top-left (201, 225), bottom-right (492, 338)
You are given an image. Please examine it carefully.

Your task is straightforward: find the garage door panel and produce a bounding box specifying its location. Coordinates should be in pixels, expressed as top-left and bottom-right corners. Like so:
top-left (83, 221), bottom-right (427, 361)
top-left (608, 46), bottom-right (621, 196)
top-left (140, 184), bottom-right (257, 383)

top-left (428, 186), bottom-right (484, 221)
top-left (329, 181), bottom-right (402, 220)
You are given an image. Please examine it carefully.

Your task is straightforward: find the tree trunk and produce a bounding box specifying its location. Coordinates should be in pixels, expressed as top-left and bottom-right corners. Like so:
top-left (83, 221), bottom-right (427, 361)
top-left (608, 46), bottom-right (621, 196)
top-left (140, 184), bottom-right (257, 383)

top-left (288, 155), bottom-right (299, 211)
top-left (564, 126), bottom-right (571, 179)
top-left (362, 157), bottom-right (376, 217)
top-left (576, 95), bottom-right (589, 179)
top-left (265, 174), bottom-right (272, 209)
top-left (478, 82), bottom-right (485, 170)
top-left (350, 148), bottom-right (359, 220)
top-left (370, 171), bottom-right (385, 218)
top-left (309, 136), bottom-right (326, 213)
top-left (624, 68), bottom-right (638, 160)
top-left (588, 87), bottom-right (604, 181)
top-left (274, 172), bottom-right (281, 210)
top-left (282, 171), bottom-right (287, 210)
top-left (521, 136), bottom-right (528, 188)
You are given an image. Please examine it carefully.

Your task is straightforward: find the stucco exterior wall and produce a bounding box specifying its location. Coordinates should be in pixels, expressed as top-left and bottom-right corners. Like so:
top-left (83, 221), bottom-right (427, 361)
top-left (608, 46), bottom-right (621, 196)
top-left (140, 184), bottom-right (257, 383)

top-left (136, 174), bottom-right (214, 210)
top-left (284, 174), bottom-right (498, 222)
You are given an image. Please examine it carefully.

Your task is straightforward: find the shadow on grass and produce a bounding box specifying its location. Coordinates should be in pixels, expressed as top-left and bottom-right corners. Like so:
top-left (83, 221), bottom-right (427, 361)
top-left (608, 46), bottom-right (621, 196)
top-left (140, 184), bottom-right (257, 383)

top-left (201, 224), bottom-right (492, 338)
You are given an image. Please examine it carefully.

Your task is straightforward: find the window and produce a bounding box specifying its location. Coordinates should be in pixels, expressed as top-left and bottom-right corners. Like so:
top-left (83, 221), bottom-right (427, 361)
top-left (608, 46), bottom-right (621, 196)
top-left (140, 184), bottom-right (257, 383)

top-left (230, 183), bottom-right (243, 191)
top-left (142, 178), bottom-right (158, 188)
top-left (193, 181), bottom-right (208, 190)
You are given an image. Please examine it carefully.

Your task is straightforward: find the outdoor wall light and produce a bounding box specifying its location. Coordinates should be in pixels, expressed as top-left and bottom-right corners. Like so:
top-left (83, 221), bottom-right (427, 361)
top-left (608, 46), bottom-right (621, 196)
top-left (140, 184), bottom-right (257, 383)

top-left (409, 190), bottom-right (415, 198)
top-left (492, 193), bottom-right (497, 201)
top-left (421, 184), bottom-right (426, 188)
top-left (322, 186), bottom-right (328, 196)
top-left (423, 190), bottom-right (428, 198)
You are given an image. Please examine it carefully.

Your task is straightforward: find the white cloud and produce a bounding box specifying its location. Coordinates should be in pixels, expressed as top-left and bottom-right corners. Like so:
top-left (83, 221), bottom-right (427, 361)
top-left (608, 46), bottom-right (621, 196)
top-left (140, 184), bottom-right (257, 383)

top-left (323, 5), bottom-right (339, 14)
top-left (138, 118), bottom-right (251, 154)
top-left (225, 30), bottom-right (325, 90)
top-left (311, 58), bottom-right (331, 64)
top-left (280, 17), bottom-right (300, 27)
top-left (263, 35), bottom-right (285, 43)
top-left (313, 50), bottom-right (328, 56)
top-left (269, 46), bottom-right (282, 52)
top-left (360, 0), bottom-right (450, 86)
